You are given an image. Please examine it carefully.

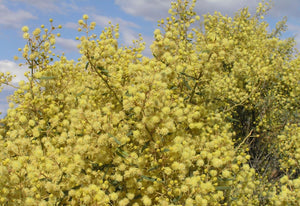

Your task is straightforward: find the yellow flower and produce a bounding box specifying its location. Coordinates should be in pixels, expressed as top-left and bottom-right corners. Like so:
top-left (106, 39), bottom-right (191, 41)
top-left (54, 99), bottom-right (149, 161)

top-left (23, 32), bottom-right (30, 39)
top-left (25, 197), bottom-right (35, 206)
top-left (11, 160), bottom-right (22, 170)
top-left (83, 14), bottom-right (89, 20)
top-left (222, 170), bottom-right (231, 178)
top-left (118, 198), bottom-right (129, 206)
top-left (78, 19), bottom-right (84, 25)
top-left (127, 193), bottom-right (134, 200)
top-left (154, 29), bottom-right (161, 35)
top-left (33, 28), bottom-right (41, 36)
top-left (28, 120), bottom-right (35, 127)
top-left (19, 115), bottom-right (27, 123)
top-left (142, 195), bottom-right (152, 206)
top-left (22, 26), bottom-right (29, 32)
top-left (32, 127), bottom-right (40, 137)
top-left (10, 174), bottom-right (20, 184)
top-left (280, 176), bottom-right (289, 184)
top-left (50, 38), bottom-right (56, 45)
top-left (211, 158), bottom-right (223, 168)
top-left (147, 186), bottom-right (155, 194)
top-left (163, 167), bottom-right (172, 175)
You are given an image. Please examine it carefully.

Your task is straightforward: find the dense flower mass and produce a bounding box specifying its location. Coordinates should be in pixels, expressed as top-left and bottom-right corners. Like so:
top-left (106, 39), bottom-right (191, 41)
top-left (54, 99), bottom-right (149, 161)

top-left (0, 0), bottom-right (299, 205)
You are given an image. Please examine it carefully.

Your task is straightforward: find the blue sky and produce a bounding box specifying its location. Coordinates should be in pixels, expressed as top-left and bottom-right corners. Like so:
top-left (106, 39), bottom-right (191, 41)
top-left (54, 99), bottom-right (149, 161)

top-left (0, 0), bottom-right (300, 117)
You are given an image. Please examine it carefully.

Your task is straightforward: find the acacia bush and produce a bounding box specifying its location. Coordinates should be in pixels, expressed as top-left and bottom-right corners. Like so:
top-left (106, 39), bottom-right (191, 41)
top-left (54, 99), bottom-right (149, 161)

top-left (0, 0), bottom-right (299, 205)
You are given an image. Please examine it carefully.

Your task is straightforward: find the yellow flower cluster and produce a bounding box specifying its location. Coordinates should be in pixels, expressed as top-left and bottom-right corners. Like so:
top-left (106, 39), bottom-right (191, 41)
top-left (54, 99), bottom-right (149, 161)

top-left (0, 1), bottom-right (299, 205)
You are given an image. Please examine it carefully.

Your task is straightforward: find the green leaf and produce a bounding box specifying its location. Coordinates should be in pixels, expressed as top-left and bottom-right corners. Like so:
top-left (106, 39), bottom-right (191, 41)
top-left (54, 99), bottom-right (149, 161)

top-left (103, 166), bottom-right (109, 180)
top-left (109, 180), bottom-right (119, 186)
top-left (121, 150), bottom-right (129, 157)
top-left (85, 62), bottom-right (89, 70)
top-left (86, 86), bottom-right (95, 90)
top-left (133, 194), bottom-right (142, 200)
top-left (126, 130), bottom-right (133, 137)
top-left (97, 66), bottom-right (105, 70)
top-left (226, 116), bottom-right (239, 123)
top-left (76, 88), bottom-right (86, 97)
top-left (108, 133), bottom-right (121, 145)
top-left (172, 195), bottom-right (182, 203)
top-left (101, 70), bottom-right (110, 76)
top-left (71, 185), bottom-right (81, 190)
top-left (215, 186), bottom-right (231, 191)
top-left (218, 177), bottom-right (235, 181)
top-left (184, 78), bottom-right (192, 90)
top-left (180, 72), bottom-right (196, 80)
top-left (141, 175), bottom-right (156, 182)
top-left (97, 66), bottom-right (110, 77)
top-left (148, 165), bottom-right (159, 172)
top-left (91, 163), bottom-right (100, 171)
top-left (39, 76), bottom-right (56, 80)
top-left (195, 92), bottom-right (204, 96)
top-left (39, 177), bottom-right (51, 182)
top-left (125, 90), bottom-right (132, 97)
top-left (116, 148), bottom-right (128, 158)
top-left (99, 163), bottom-right (115, 171)
top-left (141, 141), bottom-right (150, 152)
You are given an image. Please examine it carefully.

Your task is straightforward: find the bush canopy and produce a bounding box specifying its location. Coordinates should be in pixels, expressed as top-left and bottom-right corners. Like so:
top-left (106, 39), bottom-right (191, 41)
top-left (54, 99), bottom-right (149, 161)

top-left (0, 0), bottom-right (299, 205)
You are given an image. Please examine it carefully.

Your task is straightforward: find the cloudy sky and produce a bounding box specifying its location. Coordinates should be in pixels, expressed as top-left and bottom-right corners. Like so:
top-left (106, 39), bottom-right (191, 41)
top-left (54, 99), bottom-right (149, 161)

top-left (0, 0), bottom-right (299, 117)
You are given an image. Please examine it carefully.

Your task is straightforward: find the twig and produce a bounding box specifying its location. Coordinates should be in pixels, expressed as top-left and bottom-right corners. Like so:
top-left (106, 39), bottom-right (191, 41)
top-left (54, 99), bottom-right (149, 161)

top-left (235, 129), bottom-right (253, 151)
top-left (86, 55), bottom-right (123, 107)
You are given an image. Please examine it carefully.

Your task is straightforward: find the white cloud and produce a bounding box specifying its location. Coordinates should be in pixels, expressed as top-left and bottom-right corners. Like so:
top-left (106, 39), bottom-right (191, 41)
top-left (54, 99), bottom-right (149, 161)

top-left (113, 0), bottom-right (260, 55)
top-left (92, 15), bottom-right (140, 29)
top-left (114, 0), bottom-right (170, 22)
top-left (114, 0), bottom-right (300, 23)
top-left (0, 60), bottom-right (27, 84)
top-left (270, 0), bottom-right (300, 19)
top-left (0, 99), bottom-right (8, 118)
top-left (10, 0), bottom-right (60, 12)
top-left (287, 23), bottom-right (300, 51)
top-left (9, 0), bottom-right (97, 15)
top-left (56, 37), bottom-right (79, 53)
top-left (0, 60), bottom-right (27, 117)
top-left (0, 3), bottom-right (36, 28)
top-left (142, 35), bottom-right (155, 57)
top-left (64, 22), bottom-right (78, 30)
top-left (197, 0), bottom-right (259, 14)
top-left (287, 23), bottom-right (300, 34)
top-left (0, 89), bottom-right (13, 118)
top-left (114, 0), bottom-right (261, 22)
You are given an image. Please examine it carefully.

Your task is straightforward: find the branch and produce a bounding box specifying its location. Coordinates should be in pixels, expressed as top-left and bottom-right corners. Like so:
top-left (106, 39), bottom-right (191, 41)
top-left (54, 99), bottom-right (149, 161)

top-left (87, 56), bottom-right (123, 107)
top-left (235, 129), bottom-right (253, 151)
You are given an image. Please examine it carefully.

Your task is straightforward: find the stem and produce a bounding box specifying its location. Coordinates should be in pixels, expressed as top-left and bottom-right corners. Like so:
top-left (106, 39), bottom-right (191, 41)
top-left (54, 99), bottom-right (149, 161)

top-left (189, 71), bottom-right (202, 103)
top-left (235, 129), bottom-right (253, 151)
top-left (87, 56), bottom-right (123, 107)
top-left (189, 51), bottom-right (212, 103)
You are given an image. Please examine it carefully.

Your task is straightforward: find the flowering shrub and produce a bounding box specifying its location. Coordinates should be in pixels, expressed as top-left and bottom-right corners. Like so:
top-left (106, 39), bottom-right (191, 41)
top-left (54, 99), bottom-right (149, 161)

top-left (0, 0), bottom-right (299, 205)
